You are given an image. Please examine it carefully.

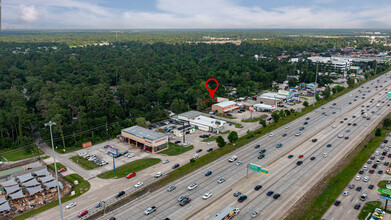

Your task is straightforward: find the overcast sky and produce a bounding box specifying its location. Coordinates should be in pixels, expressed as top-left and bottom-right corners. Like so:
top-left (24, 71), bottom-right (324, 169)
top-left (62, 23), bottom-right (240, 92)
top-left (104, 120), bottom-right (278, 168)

top-left (3, 0), bottom-right (391, 29)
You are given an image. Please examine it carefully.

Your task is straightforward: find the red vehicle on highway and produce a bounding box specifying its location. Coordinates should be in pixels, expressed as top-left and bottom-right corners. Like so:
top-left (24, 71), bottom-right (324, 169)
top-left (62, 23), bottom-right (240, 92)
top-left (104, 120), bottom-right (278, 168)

top-left (298, 155), bottom-right (304, 158)
top-left (58, 168), bottom-right (67, 173)
top-left (78, 210), bottom-right (88, 217)
top-left (126, 172), bottom-right (136, 179)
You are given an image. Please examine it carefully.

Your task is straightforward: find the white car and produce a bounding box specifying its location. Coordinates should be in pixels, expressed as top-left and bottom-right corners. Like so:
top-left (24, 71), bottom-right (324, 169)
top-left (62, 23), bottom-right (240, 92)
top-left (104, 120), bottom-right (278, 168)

top-left (343, 191), bottom-right (349, 196)
top-left (363, 165), bottom-right (368, 170)
top-left (207, 141), bottom-right (214, 145)
top-left (65, 202), bottom-right (77, 209)
top-left (155, 172), bottom-right (162, 178)
top-left (236, 161), bottom-right (243, 166)
top-left (338, 133), bottom-right (344, 138)
top-left (375, 151), bottom-right (379, 156)
top-left (218, 177), bottom-right (225, 184)
top-left (355, 176), bottom-right (361, 181)
top-left (202, 192), bottom-right (213, 200)
top-left (269, 133), bottom-right (274, 137)
top-left (285, 126), bottom-right (289, 129)
top-left (188, 183), bottom-right (198, 190)
top-left (228, 156), bottom-right (237, 162)
top-left (295, 132), bottom-right (301, 136)
top-left (363, 176), bottom-right (369, 182)
top-left (162, 159), bottom-right (169, 164)
top-left (135, 182), bottom-right (144, 188)
top-left (323, 153), bottom-right (328, 157)
top-left (193, 154), bottom-right (199, 159)
top-left (99, 161), bottom-right (108, 166)
top-left (79, 152), bottom-right (87, 157)
top-left (332, 125), bottom-right (337, 128)
top-left (251, 211), bottom-right (259, 218)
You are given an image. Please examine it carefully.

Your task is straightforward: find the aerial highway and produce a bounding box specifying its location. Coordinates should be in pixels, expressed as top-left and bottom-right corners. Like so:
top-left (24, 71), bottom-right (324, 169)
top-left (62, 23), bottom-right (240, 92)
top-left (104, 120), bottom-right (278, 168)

top-left (95, 72), bottom-right (391, 220)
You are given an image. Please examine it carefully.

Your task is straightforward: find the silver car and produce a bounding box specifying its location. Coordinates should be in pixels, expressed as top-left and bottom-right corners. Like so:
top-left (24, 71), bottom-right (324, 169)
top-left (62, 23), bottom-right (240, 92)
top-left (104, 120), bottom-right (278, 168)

top-left (167, 185), bottom-right (176, 191)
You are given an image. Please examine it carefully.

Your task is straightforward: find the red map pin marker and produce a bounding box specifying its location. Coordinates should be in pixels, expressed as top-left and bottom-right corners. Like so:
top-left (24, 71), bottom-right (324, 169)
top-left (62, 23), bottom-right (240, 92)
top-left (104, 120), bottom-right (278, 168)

top-left (206, 78), bottom-right (219, 103)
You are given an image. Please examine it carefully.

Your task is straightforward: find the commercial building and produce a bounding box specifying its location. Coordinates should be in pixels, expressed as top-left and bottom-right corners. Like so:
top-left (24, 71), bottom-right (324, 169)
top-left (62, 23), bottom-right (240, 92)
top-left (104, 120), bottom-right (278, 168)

top-left (121, 126), bottom-right (168, 153)
top-left (211, 101), bottom-right (239, 114)
top-left (173, 124), bottom-right (195, 137)
top-left (257, 92), bottom-right (282, 106)
top-left (176, 111), bottom-right (227, 133)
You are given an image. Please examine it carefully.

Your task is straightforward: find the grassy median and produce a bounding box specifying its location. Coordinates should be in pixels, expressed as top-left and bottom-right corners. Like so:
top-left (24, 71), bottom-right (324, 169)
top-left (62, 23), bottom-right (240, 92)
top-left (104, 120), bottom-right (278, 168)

top-left (1, 147), bottom-right (44, 161)
top-left (158, 143), bottom-right (194, 156)
top-left (241, 115), bottom-right (267, 123)
top-left (70, 155), bottom-right (100, 170)
top-left (47, 162), bottom-right (66, 171)
top-left (14, 174), bottom-right (90, 220)
top-left (97, 158), bottom-right (161, 179)
top-left (358, 201), bottom-right (382, 220)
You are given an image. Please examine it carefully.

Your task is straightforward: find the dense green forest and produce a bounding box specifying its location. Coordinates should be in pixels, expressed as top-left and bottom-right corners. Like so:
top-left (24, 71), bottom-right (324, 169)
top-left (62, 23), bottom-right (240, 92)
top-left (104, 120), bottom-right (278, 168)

top-left (0, 31), bottom-right (388, 153)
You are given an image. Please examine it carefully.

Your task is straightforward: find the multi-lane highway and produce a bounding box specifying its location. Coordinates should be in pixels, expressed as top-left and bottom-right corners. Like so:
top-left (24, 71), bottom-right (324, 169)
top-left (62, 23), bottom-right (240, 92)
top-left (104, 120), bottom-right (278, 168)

top-left (95, 72), bottom-right (391, 220)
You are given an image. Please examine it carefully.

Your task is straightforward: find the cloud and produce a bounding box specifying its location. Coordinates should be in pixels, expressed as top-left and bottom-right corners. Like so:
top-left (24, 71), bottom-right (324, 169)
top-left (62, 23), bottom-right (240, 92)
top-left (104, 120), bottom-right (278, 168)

top-left (18, 5), bottom-right (41, 23)
top-left (3, 0), bottom-right (391, 29)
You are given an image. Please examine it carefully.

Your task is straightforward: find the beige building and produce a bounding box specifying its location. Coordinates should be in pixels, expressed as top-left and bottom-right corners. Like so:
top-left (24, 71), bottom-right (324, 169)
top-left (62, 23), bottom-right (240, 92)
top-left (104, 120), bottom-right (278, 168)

top-left (121, 126), bottom-right (168, 153)
top-left (211, 101), bottom-right (239, 114)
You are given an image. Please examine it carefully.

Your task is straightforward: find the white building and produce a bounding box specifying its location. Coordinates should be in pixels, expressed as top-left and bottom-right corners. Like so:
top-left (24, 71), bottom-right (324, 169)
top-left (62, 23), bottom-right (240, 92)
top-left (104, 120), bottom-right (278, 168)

top-left (308, 56), bottom-right (352, 71)
top-left (176, 111), bottom-right (227, 133)
top-left (253, 104), bottom-right (275, 112)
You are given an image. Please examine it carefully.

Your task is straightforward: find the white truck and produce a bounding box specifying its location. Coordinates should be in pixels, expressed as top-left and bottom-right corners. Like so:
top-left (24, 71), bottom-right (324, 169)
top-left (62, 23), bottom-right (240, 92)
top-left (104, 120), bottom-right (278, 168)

top-left (228, 156), bottom-right (237, 162)
top-left (213, 207), bottom-right (240, 220)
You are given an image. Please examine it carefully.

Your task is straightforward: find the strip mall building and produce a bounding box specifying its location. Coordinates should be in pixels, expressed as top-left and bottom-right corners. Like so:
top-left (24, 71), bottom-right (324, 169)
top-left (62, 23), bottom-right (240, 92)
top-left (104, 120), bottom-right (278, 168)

top-left (121, 126), bottom-right (168, 153)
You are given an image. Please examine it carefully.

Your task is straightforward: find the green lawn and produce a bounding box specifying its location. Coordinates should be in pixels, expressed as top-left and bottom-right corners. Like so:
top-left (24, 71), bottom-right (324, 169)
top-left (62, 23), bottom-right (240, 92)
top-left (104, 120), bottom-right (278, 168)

top-left (14, 174), bottom-right (90, 220)
top-left (70, 155), bottom-right (100, 170)
top-left (97, 158), bottom-right (161, 179)
top-left (158, 143), bottom-right (194, 156)
top-left (1, 148), bottom-right (45, 161)
top-left (220, 130), bottom-right (230, 134)
top-left (47, 162), bottom-right (66, 171)
top-left (377, 180), bottom-right (391, 189)
top-left (241, 115), bottom-right (267, 123)
top-left (215, 113), bottom-right (236, 119)
top-left (235, 123), bottom-right (243, 128)
top-left (358, 201), bottom-right (382, 220)
top-left (202, 136), bottom-right (218, 142)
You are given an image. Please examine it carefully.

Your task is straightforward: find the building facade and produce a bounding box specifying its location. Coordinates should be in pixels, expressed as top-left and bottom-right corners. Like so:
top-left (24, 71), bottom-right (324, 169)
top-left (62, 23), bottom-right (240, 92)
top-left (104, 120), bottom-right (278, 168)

top-left (211, 101), bottom-right (239, 114)
top-left (121, 126), bottom-right (168, 153)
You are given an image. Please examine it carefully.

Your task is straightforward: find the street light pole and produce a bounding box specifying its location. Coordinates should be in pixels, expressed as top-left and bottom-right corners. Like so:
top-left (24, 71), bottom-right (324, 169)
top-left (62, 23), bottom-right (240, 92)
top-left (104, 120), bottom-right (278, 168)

top-left (44, 121), bottom-right (64, 220)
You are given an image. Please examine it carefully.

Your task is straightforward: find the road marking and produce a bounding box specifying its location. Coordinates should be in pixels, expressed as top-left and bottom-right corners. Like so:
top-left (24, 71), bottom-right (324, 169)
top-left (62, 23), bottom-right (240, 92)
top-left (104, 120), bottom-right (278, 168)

top-left (195, 173), bottom-right (264, 220)
top-left (175, 172), bottom-right (256, 220)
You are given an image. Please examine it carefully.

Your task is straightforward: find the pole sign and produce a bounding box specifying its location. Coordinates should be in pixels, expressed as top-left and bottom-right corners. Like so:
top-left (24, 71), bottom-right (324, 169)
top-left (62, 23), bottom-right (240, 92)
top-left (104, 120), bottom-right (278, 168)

top-left (387, 167), bottom-right (391, 174)
top-left (249, 163), bottom-right (262, 173)
top-left (249, 107), bottom-right (254, 111)
top-left (108, 145), bottom-right (118, 156)
top-left (378, 189), bottom-right (391, 195)
top-left (381, 195), bottom-right (391, 201)
top-left (388, 92), bottom-right (391, 98)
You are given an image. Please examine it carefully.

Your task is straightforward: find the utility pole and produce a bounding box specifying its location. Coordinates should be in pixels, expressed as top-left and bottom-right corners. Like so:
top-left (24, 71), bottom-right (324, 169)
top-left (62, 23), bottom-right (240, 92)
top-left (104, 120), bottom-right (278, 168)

top-left (44, 121), bottom-right (64, 220)
top-left (313, 61), bottom-right (318, 107)
top-left (375, 59), bottom-right (378, 75)
top-left (36, 145), bottom-right (41, 161)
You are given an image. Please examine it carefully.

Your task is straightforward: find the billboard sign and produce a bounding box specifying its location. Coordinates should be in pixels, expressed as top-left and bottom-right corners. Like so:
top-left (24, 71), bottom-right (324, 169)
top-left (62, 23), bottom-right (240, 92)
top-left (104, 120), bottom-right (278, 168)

top-left (378, 189), bottom-right (391, 195)
top-left (249, 107), bottom-right (254, 111)
top-left (387, 167), bottom-right (391, 174)
top-left (380, 195), bottom-right (391, 201)
top-left (388, 92), bottom-right (391, 98)
top-left (108, 145), bottom-right (118, 156)
top-left (278, 90), bottom-right (291, 97)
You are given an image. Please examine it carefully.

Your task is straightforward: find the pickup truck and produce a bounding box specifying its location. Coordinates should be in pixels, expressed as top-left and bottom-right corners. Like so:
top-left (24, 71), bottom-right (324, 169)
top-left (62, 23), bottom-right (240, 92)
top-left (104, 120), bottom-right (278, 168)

top-left (144, 206), bottom-right (157, 215)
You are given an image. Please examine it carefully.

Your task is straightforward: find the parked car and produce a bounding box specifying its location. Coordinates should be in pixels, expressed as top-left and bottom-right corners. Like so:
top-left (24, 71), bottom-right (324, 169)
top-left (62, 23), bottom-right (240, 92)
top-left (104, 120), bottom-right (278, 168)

top-left (126, 172), bottom-right (136, 179)
top-left (58, 168), bottom-right (67, 173)
top-left (172, 163), bottom-right (180, 169)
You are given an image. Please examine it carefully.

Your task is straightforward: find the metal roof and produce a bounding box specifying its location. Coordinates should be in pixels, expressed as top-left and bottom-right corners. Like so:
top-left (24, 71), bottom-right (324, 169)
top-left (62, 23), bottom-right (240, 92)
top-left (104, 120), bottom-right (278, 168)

top-left (122, 126), bottom-right (167, 141)
top-left (0, 202), bottom-right (10, 212)
top-left (44, 180), bottom-right (63, 190)
top-left (39, 175), bottom-right (54, 183)
top-left (4, 185), bottom-right (21, 195)
top-left (16, 172), bottom-right (34, 183)
top-left (25, 185), bottom-right (43, 195)
top-left (22, 178), bottom-right (40, 187)
top-left (8, 190), bottom-right (24, 200)
top-left (0, 197), bottom-right (7, 205)
top-left (26, 161), bottom-right (42, 169)
top-left (213, 101), bottom-right (236, 108)
top-left (0, 178), bottom-right (18, 187)
top-left (178, 110), bottom-right (203, 119)
top-left (33, 169), bottom-right (50, 177)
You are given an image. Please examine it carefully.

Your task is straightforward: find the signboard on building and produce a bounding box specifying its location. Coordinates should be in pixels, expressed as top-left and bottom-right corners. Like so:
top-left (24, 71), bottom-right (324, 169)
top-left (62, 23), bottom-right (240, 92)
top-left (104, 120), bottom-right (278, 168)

top-left (378, 189), bottom-right (391, 195)
top-left (278, 90), bottom-right (291, 97)
top-left (108, 145), bottom-right (118, 156)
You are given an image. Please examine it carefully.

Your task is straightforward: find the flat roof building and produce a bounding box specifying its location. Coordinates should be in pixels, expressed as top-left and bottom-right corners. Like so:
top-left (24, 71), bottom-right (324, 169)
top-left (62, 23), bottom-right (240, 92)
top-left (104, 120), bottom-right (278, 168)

top-left (253, 104), bottom-right (275, 112)
top-left (257, 92), bottom-right (282, 106)
top-left (211, 101), bottom-right (239, 114)
top-left (176, 111), bottom-right (227, 133)
top-left (121, 126), bottom-right (168, 153)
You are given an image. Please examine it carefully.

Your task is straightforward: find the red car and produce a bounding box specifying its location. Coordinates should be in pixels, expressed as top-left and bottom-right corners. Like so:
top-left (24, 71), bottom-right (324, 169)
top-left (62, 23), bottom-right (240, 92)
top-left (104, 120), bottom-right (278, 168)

top-left (345, 137), bottom-right (349, 140)
top-left (126, 172), bottom-right (136, 179)
top-left (369, 170), bottom-right (375, 174)
top-left (298, 155), bottom-right (304, 158)
top-left (58, 168), bottom-right (67, 173)
top-left (78, 210), bottom-right (88, 217)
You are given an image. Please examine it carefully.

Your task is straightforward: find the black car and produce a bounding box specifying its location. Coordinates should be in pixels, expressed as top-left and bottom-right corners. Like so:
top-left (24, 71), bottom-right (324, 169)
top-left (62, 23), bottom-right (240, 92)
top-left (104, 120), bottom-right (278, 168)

top-left (344, 118), bottom-right (348, 120)
top-left (115, 191), bottom-right (125, 198)
top-left (367, 160), bottom-right (372, 164)
top-left (304, 122), bottom-right (308, 125)
top-left (282, 133), bottom-right (287, 137)
top-left (108, 218), bottom-right (116, 220)
top-left (372, 164), bottom-right (378, 169)
top-left (368, 184), bottom-right (374, 189)
top-left (306, 117), bottom-right (310, 120)
top-left (388, 153), bottom-right (391, 158)
top-left (380, 156), bottom-right (385, 160)
top-left (207, 148), bottom-right (213, 152)
top-left (196, 149), bottom-right (202, 153)
top-left (384, 140), bottom-right (389, 143)
top-left (258, 154), bottom-right (265, 159)
top-left (175, 141), bottom-right (181, 144)
top-left (310, 157), bottom-right (316, 160)
top-left (288, 155), bottom-right (293, 159)
top-left (356, 186), bottom-right (362, 191)
top-left (312, 139), bottom-right (317, 142)
top-left (260, 149), bottom-right (266, 154)
top-left (255, 145), bottom-right (260, 149)
top-left (180, 197), bottom-right (191, 206)
top-left (267, 191), bottom-right (274, 196)
top-left (297, 161), bottom-right (303, 165)
top-left (273, 194), bottom-right (280, 199)
top-left (354, 203), bottom-right (361, 210)
top-left (378, 170), bottom-right (383, 174)
top-left (299, 127), bottom-right (305, 131)
top-left (205, 171), bottom-right (212, 176)
top-left (238, 195), bottom-right (247, 202)
top-left (334, 200), bottom-right (341, 206)
top-left (172, 163), bottom-right (180, 169)
top-left (359, 170), bottom-right (364, 174)
top-left (383, 151), bottom-right (387, 156)
top-left (254, 185), bottom-right (262, 190)
top-left (384, 161), bottom-right (390, 166)
top-left (327, 144), bottom-right (332, 147)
